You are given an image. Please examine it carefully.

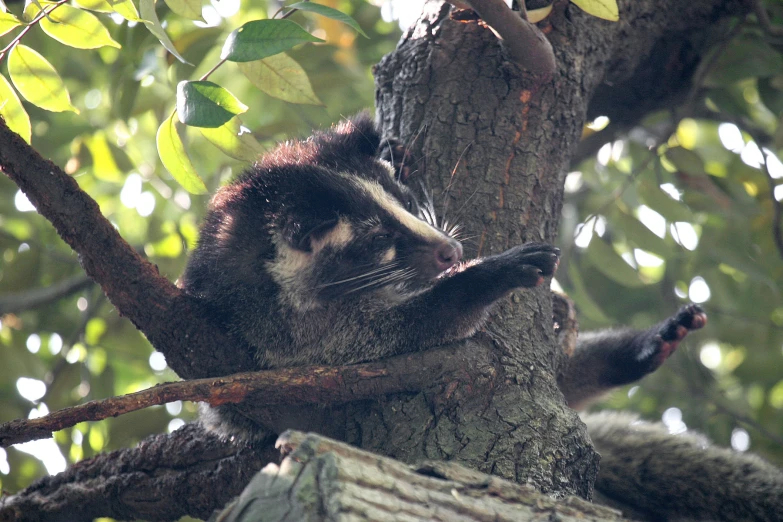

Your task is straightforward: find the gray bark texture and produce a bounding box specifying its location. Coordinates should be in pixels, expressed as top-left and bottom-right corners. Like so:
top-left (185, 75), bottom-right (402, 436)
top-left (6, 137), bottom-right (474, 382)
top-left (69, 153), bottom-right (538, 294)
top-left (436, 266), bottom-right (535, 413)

top-left (214, 430), bottom-right (624, 522)
top-left (0, 0), bottom-right (750, 520)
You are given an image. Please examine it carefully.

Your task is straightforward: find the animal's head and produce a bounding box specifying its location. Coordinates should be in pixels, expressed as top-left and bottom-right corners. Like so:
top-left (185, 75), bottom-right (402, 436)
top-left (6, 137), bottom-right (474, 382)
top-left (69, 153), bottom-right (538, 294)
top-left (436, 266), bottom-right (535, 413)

top-left (185, 115), bottom-right (462, 309)
top-left (249, 115), bottom-right (463, 306)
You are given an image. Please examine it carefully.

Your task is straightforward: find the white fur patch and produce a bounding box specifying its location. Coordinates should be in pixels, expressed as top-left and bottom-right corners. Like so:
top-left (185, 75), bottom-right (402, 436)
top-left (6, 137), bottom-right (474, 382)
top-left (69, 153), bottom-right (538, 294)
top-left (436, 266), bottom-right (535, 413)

top-left (349, 176), bottom-right (449, 244)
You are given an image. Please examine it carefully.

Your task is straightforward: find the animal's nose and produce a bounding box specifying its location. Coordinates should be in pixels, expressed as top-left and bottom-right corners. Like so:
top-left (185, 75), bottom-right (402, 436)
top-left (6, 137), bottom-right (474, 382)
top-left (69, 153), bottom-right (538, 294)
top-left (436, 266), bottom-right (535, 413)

top-left (435, 239), bottom-right (463, 271)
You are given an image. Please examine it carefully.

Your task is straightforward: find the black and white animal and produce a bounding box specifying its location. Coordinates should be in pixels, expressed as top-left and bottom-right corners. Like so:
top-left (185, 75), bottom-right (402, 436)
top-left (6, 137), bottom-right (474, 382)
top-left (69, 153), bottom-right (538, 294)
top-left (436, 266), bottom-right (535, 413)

top-left (182, 115), bottom-right (783, 521)
top-left (182, 113), bottom-right (559, 378)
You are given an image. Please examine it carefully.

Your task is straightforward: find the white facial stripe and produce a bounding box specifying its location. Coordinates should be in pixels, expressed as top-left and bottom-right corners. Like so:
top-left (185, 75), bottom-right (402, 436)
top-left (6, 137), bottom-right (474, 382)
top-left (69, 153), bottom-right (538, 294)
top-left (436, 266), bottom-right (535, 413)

top-left (350, 176), bottom-right (448, 244)
top-left (311, 218), bottom-right (354, 251)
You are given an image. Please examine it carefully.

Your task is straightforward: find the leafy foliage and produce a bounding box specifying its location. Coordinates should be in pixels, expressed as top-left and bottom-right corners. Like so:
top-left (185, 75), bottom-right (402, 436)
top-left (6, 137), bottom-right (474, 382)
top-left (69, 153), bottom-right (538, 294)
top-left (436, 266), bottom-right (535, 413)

top-left (561, 6), bottom-right (783, 462)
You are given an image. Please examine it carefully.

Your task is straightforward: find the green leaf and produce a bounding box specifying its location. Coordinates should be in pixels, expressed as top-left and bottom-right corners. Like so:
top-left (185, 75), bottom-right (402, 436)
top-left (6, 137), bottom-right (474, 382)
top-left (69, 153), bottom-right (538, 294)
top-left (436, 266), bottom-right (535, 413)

top-left (665, 147), bottom-right (705, 176)
top-left (139, 0), bottom-right (192, 65)
top-left (176, 80), bottom-right (248, 128)
top-left (638, 180), bottom-right (694, 222)
top-left (238, 53), bottom-right (322, 106)
top-left (612, 209), bottom-right (674, 257)
top-left (0, 74), bottom-right (32, 143)
top-left (570, 0), bottom-right (618, 21)
top-left (74, 0), bottom-right (141, 22)
top-left (704, 34), bottom-right (783, 87)
top-left (221, 19), bottom-right (324, 63)
top-left (586, 237), bottom-right (646, 287)
top-left (287, 2), bottom-right (368, 38)
top-left (758, 77), bottom-right (783, 116)
top-left (566, 263), bottom-right (611, 323)
top-left (8, 44), bottom-right (79, 113)
top-left (200, 118), bottom-right (264, 162)
top-left (156, 112), bottom-right (208, 194)
top-left (163, 0), bottom-right (202, 21)
top-left (28, 3), bottom-right (121, 50)
top-left (0, 10), bottom-right (23, 37)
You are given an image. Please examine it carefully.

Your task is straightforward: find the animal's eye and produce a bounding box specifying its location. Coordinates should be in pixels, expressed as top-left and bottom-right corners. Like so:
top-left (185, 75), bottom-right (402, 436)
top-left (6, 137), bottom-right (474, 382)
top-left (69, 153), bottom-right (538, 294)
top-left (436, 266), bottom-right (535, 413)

top-left (372, 232), bottom-right (393, 243)
top-left (406, 197), bottom-right (415, 212)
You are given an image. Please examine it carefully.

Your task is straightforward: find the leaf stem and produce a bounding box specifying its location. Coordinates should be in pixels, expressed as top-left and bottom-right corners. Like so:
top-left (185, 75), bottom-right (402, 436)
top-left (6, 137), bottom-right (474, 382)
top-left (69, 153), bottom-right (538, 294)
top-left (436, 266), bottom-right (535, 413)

top-left (199, 57), bottom-right (228, 81)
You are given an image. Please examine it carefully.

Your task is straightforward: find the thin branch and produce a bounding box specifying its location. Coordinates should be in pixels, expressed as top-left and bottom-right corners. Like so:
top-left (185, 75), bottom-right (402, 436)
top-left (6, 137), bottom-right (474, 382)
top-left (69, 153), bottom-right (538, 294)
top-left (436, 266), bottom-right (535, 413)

top-left (0, 274), bottom-right (93, 315)
top-left (0, 343), bottom-right (492, 447)
top-left (462, 0), bottom-right (556, 79)
top-left (0, 117), bottom-right (254, 379)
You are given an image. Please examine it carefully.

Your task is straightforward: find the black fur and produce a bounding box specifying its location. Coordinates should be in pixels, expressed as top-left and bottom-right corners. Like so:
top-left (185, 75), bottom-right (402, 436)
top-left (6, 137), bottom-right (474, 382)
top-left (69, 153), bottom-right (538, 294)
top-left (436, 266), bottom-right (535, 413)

top-left (182, 114), bottom-right (559, 438)
top-left (558, 304), bottom-right (707, 409)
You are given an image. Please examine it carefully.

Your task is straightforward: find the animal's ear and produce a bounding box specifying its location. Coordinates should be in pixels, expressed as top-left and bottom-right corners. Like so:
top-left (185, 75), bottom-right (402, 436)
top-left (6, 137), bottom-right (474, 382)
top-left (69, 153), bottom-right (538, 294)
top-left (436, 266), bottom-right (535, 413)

top-left (330, 112), bottom-right (381, 159)
top-left (283, 217), bottom-right (339, 252)
top-left (378, 137), bottom-right (413, 183)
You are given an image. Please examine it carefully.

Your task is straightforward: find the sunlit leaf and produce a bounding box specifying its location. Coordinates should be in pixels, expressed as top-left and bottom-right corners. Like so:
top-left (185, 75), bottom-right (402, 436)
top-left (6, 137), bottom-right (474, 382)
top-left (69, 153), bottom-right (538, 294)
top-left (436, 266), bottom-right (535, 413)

top-left (0, 10), bottom-right (23, 37)
top-left (156, 112), bottom-right (207, 194)
top-left (139, 0), bottom-right (191, 65)
top-left (8, 45), bottom-right (78, 113)
top-left (665, 147), bottom-right (705, 176)
top-left (164, 0), bottom-right (202, 21)
top-left (570, 0), bottom-right (619, 21)
top-left (638, 180), bottom-right (694, 222)
top-left (221, 19), bottom-right (323, 63)
top-left (84, 131), bottom-right (123, 182)
top-left (74, 0), bottom-right (141, 22)
top-left (26, 3), bottom-right (121, 50)
top-left (176, 80), bottom-right (248, 128)
top-left (238, 53), bottom-right (322, 105)
top-left (528, 4), bottom-right (553, 23)
top-left (287, 2), bottom-right (368, 38)
top-left (586, 237), bottom-right (646, 287)
top-left (0, 74), bottom-right (32, 143)
top-left (200, 118), bottom-right (264, 162)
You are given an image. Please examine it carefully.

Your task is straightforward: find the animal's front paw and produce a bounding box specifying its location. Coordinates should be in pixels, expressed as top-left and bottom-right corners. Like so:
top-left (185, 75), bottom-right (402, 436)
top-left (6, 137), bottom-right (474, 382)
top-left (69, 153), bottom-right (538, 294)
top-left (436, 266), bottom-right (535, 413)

top-left (653, 304), bottom-right (707, 364)
top-left (501, 243), bottom-right (560, 288)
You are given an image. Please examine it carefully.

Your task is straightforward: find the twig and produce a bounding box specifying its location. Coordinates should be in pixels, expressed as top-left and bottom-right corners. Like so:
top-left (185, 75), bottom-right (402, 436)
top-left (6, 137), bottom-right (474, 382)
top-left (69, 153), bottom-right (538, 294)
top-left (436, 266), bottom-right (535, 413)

top-left (0, 274), bottom-right (93, 315)
top-left (0, 343), bottom-right (488, 447)
top-left (749, 0), bottom-right (783, 37)
top-left (462, 0), bottom-right (556, 79)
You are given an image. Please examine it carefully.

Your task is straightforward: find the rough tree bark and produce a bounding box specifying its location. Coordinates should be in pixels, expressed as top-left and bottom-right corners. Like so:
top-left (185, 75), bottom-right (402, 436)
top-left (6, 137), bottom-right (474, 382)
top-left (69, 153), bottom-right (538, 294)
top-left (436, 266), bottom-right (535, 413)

top-left (0, 0), bottom-right (749, 520)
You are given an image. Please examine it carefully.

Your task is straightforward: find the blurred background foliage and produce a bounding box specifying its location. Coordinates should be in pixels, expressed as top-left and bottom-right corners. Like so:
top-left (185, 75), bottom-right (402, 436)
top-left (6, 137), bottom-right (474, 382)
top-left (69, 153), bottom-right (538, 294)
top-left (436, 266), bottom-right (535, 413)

top-left (1, 0), bottom-right (782, 503)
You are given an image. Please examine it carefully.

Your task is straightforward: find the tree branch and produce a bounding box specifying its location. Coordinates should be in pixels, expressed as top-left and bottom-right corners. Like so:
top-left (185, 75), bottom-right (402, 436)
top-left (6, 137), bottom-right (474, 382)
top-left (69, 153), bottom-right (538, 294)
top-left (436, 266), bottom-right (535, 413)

top-left (0, 274), bottom-right (93, 315)
top-left (0, 117), bottom-right (254, 379)
top-left (0, 423), bottom-right (278, 522)
top-left (1, 344), bottom-right (489, 447)
top-left (216, 430), bottom-right (624, 522)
